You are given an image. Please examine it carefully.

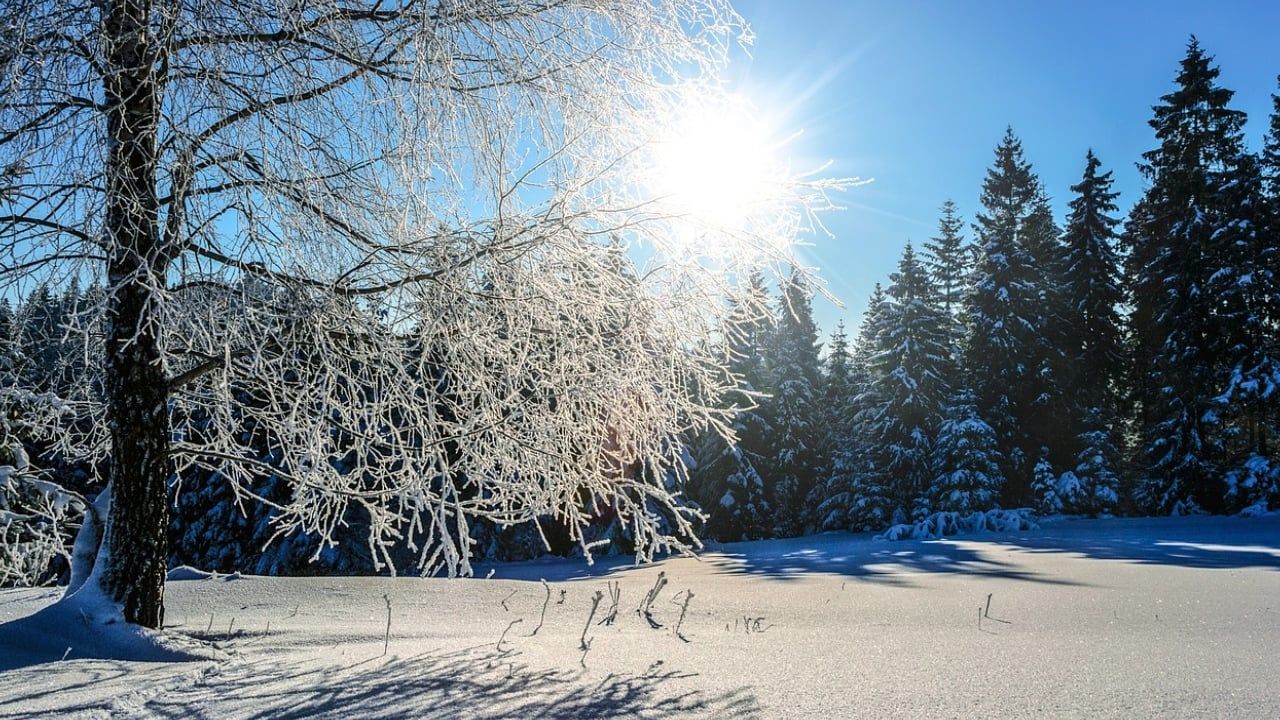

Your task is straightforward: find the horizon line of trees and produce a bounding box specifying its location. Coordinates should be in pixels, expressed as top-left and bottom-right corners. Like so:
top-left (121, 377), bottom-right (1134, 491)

top-left (689, 37), bottom-right (1280, 541)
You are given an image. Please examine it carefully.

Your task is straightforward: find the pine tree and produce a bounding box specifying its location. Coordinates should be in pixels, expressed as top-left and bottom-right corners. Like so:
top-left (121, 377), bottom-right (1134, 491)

top-left (763, 268), bottom-right (823, 536)
top-left (1022, 188), bottom-right (1076, 477)
top-left (860, 243), bottom-right (953, 522)
top-left (964, 128), bottom-right (1057, 505)
top-left (819, 286), bottom-right (886, 531)
top-left (1062, 150), bottom-right (1125, 418)
top-left (1211, 152), bottom-right (1277, 511)
top-left (922, 199), bottom-right (972, 352)
top-left (1071, 407), bottom-right (1123, 516)
top-left (1030, 453), bottom-right (1065, 516)
top-left (1263, 76), bottom-right (1280, 198)
top-left (930, 389), bottom-right (1004, 514)
top-left (1056, 150), bottom-right (1126, 512)
top-left (1126, 38), bottom-right (1262, 514)
top-left (696, 271), bottom-right (773, 540)
top-left (811, 321), bottom-right (854, 508)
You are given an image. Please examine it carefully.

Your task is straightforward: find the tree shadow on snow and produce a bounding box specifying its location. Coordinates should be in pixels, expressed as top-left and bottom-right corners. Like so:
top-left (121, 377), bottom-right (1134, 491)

top-left (703, 533), bottom-right (1082, 587)
top-left (3, 643), bottom-right (761, 719)
top-left (704, 515), bottom-right (1280, 585)
top-left (981, 515), bottom-right (1280, 572)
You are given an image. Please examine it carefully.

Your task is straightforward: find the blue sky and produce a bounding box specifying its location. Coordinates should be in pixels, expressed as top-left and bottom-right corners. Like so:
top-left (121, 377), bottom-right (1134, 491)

top-left (724, 0), bottom-right (1280, 336)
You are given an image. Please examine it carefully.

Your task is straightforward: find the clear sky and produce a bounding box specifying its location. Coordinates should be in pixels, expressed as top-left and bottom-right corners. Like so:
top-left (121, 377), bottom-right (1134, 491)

top-left (723, 0), bottom-right (1280, 337)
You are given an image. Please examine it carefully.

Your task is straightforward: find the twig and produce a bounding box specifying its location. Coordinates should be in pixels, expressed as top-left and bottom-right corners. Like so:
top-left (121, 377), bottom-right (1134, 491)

top-left (580, 590), bottom-right (604, 668)
top-left (983, 593), bottom-right (1011, 624)
top-left (382, 594), bottom-right (392, 656)
top-left (498, 618), bottom-right (523, 652)
top-left (637, 571), bottom-right (668, 629)
top-left (530, 579), bottom-right (551, 636)
top-left (598, 581), bottom-right (621, 626)
top-left (673, 590), bottom-right (694, 642)
top-left (501, 589), bottom-right (518, 612)
top-left (557, 589), bottom-right (567, 605)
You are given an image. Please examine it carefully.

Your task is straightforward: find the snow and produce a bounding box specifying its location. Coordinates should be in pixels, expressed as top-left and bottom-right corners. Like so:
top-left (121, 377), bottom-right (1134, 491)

top-left (3, 515), bottom-right (1280, 718)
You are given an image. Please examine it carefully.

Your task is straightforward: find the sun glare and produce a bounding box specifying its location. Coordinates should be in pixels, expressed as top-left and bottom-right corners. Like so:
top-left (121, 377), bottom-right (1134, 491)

top-left (651, 95), bottom-right (786, 234)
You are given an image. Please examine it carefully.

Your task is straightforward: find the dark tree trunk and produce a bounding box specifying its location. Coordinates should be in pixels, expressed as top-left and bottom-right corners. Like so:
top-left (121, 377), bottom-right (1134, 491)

top-left (99, 0), bottom-right (170, 629)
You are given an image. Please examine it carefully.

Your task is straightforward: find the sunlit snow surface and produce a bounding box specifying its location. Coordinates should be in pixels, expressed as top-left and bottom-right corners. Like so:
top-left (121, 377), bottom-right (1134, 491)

top-left (3, 515), bottom-right (1280, 718)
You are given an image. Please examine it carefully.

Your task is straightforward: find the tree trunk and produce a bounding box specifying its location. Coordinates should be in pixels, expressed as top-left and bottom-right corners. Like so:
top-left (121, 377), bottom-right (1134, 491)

top-left (99, 0), bottom-right (170, 629)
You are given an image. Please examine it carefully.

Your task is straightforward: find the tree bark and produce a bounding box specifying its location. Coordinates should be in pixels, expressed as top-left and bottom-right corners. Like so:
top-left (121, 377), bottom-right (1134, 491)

top-left (99, 0), bottom-right (170, 629)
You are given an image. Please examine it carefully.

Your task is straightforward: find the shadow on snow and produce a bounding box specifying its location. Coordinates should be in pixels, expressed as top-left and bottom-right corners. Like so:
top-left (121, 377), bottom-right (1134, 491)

top-left (0, 643), bottom-right (761, 719)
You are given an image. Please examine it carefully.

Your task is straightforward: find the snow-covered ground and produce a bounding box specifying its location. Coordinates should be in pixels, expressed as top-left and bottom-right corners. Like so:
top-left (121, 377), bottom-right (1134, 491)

top-left (3, 515), bottom-right (1279, 718)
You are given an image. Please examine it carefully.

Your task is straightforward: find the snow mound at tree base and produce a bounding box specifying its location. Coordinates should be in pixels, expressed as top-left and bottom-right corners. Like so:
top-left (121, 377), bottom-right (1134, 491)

top-left (874, 508), bottom-right (1038, 541)
top-left (0, 583), bottom-right (220, 671)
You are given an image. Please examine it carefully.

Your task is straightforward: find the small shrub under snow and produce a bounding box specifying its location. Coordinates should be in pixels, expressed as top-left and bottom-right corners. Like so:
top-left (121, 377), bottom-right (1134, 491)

top-left (874, 508), bottom-right (1038, 541)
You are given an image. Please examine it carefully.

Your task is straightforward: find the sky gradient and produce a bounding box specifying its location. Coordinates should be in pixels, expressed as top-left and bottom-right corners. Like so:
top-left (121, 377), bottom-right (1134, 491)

top-left (724, 0), bottom-right (1280, 336)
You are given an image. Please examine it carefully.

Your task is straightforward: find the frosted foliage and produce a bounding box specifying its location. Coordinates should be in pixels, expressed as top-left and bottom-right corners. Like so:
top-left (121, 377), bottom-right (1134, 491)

top-left (0, 444), bottom-right (86, 587)
top-left (1, 1), bottom-right (845, 577)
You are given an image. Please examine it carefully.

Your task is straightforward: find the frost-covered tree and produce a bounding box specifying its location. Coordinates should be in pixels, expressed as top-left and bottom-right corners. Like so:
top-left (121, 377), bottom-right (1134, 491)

top-left (1126, 38), bottom-right (1266, 514)
top-left (929, 390), bottom-right (1003, 514)
top-left (859, 243), bottom-right (952, 522)
top-left (1, 343), bottom-right (90, 587)
top-left (0, 0), bottom-right (840, 629)
top-left (763, 268), bottom-right (823, 536)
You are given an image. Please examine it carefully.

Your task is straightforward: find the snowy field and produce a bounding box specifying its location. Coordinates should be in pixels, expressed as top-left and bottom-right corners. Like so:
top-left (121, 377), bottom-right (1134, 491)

top-left (3, 515), bottom-right (1279, 719)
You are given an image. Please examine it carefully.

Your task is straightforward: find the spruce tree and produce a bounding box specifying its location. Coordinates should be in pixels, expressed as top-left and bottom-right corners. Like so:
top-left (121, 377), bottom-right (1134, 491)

top-left (819, 286), bottom-right (886, 530)
top-left (922, 199), bottom-right (972, 352)
top-left (810, 321), bottom-right (854, 509)
top-left (1058, 150), bottom-right (1125, 513)
top-left (1263, 77), bottom-right (1280, 198)
top-left (1071, 407), bottom-right (1123, 516)
top-left (1126, 38), bottom-right (1264, 513)
top-left (930, 389), bottom-right (1004, 514)
top-left (860, 243), bottom-right (953, 522)
top-left (696, 271), bottom-right (773, 540)
top-left (964, 128), bottom-right (1055, 504)
top-left (764, 268), bottom-right (823, 536)
top-left (1062, 150), bottom-right (1125, 417)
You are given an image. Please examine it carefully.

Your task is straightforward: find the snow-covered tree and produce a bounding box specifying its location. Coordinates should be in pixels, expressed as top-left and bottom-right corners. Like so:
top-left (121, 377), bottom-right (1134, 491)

top-left (763, 268), bottom-right (823, 536)
top-left (964, 128), bottom-right (1057, 504)
top-left (0, 0), bottom-right (840, 629)
top-left (1126, 38), bottom-right (1265, 514)
top-left (819, 284), bottom-right (888, 531)
top-left (694, 271), bottom-right (774, 541)
top-left (1030, 452), bottom-right (1067, 516)
top-left (922, 199), bottom-right (972, 353)
top-left (929, 390), bottom-right (1003, 514)
top-left (1263, 76), bottom-right (1280, 198)
top-left (859, 243), bottom-right (953, 522)
top-left (1061, 151), bottom-right (1125, 424)
top-left (808, 321), bottom-right (854, 509)
top-left (1070, 407), bottom-right (1123, 516)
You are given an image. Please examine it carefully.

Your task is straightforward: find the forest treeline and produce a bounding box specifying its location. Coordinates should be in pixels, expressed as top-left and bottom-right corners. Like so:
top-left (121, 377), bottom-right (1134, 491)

top-left (2, 39), bottom-right (1277, 576)
top-left (687, 39), bottom-right (1280, 541)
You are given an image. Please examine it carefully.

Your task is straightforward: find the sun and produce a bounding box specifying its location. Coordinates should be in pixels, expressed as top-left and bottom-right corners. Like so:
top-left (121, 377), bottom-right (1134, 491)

top-left (650, 94), bottom-right (785, 233)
